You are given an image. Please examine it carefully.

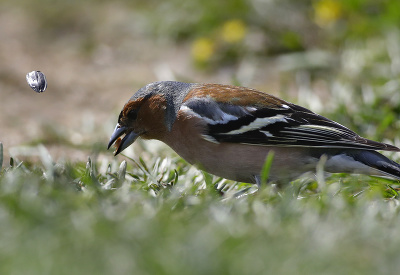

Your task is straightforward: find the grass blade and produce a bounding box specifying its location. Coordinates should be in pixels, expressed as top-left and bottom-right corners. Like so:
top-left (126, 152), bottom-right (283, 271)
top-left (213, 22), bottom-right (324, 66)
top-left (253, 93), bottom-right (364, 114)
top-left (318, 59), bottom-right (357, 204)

top-left (261, 151), bottom-right (275, 185)
top-left (0, 142), bottom-right (3, 171)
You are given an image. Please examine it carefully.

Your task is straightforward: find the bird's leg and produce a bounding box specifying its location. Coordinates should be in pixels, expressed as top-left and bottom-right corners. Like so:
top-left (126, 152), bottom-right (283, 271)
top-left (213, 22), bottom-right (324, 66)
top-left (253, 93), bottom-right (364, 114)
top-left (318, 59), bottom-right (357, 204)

top-left (253, 175), bottom-right (262, 188)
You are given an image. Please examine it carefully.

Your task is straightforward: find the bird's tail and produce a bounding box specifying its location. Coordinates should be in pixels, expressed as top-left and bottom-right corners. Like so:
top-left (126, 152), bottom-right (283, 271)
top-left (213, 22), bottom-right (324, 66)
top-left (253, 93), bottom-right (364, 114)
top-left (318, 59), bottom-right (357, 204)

top-left (345, 150), bottom-right (400, 180)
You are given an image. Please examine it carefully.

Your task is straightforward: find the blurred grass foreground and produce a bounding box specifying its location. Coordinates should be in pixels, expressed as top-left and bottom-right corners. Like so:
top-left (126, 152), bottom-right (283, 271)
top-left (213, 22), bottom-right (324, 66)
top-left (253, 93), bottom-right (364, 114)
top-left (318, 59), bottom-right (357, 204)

top-left (1, 0), bottom-right (400, 274)
top-left (1, 145), bottom-right (400, 275)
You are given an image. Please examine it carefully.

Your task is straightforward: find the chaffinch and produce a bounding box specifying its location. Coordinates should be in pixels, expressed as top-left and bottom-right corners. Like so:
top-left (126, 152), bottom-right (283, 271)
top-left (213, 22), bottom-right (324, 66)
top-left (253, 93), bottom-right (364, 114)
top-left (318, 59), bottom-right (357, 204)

top-left (108, 81), bottom-right (400, 185)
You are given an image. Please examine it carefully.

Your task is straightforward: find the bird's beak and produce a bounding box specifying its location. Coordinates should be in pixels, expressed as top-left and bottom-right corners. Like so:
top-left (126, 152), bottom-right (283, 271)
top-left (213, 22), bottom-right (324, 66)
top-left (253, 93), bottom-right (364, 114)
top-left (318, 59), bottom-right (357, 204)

top-left (108, 124), bottom-right (139, 155)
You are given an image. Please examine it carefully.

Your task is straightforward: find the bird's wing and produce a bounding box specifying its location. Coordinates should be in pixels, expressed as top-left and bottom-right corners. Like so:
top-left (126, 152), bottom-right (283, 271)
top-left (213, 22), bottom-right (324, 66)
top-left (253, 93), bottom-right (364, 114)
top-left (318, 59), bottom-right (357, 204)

top-left (180, 84), bottom-right (399, 151)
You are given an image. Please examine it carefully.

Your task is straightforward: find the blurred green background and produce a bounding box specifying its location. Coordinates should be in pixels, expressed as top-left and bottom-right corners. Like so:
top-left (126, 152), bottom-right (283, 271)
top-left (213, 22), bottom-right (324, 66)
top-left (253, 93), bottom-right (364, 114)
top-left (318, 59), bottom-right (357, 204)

top-left (1, 0), bottom-right (400, 274)
top-left (1, 0), bottom-right (400, 161)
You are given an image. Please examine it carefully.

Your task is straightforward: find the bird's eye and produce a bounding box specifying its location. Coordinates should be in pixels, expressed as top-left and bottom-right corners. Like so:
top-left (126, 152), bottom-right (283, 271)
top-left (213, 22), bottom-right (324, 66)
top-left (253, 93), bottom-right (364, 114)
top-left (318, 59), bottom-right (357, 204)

top-left (127, 109), bottom-right (138, 120)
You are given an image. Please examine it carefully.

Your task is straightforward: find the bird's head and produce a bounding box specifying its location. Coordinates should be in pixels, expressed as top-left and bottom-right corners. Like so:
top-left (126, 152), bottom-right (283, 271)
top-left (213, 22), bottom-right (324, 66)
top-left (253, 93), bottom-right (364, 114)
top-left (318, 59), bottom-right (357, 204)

top-left (108, 81), bottom-right (194, 155)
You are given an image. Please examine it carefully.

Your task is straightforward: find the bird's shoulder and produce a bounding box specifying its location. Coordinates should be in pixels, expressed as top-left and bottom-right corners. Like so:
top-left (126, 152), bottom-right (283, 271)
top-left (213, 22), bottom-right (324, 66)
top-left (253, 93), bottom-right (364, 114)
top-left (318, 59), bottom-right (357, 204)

top-left (183, 83), bottom-right (288, 109)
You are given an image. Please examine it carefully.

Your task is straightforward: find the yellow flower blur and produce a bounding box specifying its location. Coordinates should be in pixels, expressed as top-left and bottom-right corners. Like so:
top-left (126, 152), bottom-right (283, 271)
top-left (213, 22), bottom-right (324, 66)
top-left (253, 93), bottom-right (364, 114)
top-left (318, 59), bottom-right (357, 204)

top-left (314, 0), bottom-right (342, 27)
top-left (191, 38), bottom-right (215, 63)
top-left (221, 19), bottom-right (246, 43)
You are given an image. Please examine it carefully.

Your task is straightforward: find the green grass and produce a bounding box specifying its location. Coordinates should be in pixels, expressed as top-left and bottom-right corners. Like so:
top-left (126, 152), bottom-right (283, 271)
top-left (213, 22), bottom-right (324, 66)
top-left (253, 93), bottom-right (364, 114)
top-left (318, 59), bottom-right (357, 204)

top-left (1, 146), bottom-right (400, 275)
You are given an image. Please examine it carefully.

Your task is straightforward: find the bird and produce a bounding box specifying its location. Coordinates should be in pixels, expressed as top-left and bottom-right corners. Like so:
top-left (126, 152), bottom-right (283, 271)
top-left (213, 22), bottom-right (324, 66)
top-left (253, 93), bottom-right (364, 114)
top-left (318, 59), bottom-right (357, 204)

top-left (108, 81), bottom-right (400, 186)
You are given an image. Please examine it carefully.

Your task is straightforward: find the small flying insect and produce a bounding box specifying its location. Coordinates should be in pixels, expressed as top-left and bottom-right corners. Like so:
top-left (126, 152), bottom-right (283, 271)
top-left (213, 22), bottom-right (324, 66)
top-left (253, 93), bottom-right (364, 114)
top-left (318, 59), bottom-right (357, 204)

top-left (26, 71), bottom-right (47, 93)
